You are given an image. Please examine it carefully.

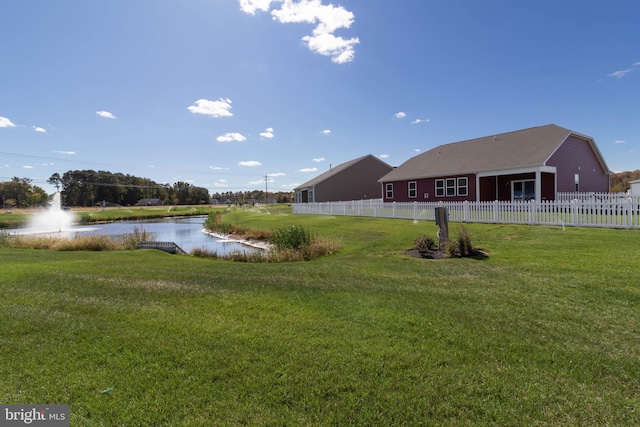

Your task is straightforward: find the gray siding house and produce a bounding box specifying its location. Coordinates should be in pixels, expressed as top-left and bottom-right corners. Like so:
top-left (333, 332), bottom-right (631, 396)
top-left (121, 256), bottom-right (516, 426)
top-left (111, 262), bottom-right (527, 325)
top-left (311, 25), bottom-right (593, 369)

top-left (294, 155), bottom-right (393, 203)
top-left (379, 124), bottom-right (610, 203)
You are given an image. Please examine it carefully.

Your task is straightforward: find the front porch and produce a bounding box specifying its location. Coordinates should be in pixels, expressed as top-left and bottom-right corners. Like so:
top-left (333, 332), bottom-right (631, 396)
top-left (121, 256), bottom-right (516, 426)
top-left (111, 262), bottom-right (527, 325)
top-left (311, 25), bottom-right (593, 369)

top-left (477, 167), bottom-right (557, 202)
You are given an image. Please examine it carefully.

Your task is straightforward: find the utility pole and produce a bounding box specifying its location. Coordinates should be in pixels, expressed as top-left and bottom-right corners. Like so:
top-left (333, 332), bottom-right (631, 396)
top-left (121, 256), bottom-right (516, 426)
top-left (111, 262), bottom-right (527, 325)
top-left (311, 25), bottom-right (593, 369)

top-left (264, 175), bottom-right (268, 205)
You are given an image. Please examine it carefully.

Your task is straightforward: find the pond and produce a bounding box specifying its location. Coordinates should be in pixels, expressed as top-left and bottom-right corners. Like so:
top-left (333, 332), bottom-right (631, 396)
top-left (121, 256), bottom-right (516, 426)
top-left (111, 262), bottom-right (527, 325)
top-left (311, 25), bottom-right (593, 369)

top-left (12, 216), bottom-right (262, 255)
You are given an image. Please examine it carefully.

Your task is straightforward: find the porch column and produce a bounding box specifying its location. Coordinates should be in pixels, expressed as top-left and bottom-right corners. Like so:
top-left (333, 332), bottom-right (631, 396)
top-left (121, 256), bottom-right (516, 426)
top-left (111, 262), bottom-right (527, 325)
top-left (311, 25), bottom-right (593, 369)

top-left (476, 173), bottom-right (480, 202)
top-left (535, 170), bottom-right (541, 202)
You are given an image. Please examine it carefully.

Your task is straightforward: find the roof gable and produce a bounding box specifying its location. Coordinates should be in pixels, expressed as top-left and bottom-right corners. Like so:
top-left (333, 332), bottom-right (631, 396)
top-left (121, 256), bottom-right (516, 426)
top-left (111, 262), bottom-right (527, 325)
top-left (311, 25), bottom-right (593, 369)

top-left (380, 124), bottom-right (603, 181)
top-left (294, 155), bottom-right (391, 190)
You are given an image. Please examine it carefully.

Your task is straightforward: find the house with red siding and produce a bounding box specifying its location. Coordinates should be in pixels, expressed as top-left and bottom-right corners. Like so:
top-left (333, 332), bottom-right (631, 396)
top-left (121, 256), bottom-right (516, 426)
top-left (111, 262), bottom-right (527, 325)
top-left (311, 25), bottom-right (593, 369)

top-left (294, 155), bottom-right (393, 203)
top-left (379, 124), bottom-right (610, 203)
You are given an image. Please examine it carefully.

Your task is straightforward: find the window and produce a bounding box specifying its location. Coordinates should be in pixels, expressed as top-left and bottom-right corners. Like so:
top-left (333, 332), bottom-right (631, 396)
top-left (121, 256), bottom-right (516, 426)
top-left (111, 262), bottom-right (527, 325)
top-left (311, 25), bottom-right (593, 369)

top-left (446, 178), bottom-right (456, 196)
top-left (512, 180), bottom-right (535, 201)
top-left (408, 181), bottom-right (417, 198)
top-left (436, 177), bottom-right (468, 197)
top-left (457, 177), bottom-right (468, 196)
top-left (386, 183), bottom-right (393, 199)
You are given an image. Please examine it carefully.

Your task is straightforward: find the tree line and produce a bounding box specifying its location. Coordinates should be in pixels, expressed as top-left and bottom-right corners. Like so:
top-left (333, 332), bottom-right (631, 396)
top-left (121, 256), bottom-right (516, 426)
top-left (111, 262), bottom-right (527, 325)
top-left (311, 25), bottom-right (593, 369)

top-left (1, 170), bottom-right (293, 208)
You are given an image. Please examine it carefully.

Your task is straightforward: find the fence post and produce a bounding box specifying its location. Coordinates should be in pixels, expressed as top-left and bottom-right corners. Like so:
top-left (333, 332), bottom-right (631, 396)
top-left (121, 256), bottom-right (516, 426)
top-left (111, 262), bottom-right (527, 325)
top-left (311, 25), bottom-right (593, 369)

top-left (413, 201), bottom-right (418, 221)
top-left (530, 200), bottom-right (535, 225)
top-left (572, 199), bottom-right (579, 226)
top-left (493, 201), bottom-right (499, 223)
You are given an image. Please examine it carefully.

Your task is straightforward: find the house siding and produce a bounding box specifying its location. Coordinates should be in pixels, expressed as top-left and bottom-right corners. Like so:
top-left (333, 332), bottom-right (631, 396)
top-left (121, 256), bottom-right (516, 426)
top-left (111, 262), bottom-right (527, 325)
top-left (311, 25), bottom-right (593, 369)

top-left (547, 135), bottom-right (609, 193)
top-left (314, 157), bottom-right (391, 201)
top-left (383, 174), bottom-right (476, 203)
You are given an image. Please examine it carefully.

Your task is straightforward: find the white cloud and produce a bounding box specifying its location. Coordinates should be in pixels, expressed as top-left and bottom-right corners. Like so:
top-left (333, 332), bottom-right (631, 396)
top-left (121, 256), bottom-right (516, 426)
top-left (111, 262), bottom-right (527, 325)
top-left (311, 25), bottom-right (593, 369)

top-left (394, 112), bottom-right (406, 119)
top-left (614, 140), bottom-right (626, 144)
top-left (260, 127), bottom-right (274, 138)
top-left (411, 118), bottom-right (430, 125)
top-left (313, 157), bottom-right (325, 162)
top-left (609, 69), bottom-right (634, 78)
top-left (379, 154), bottom-right (389, 159)
top-left (249, 179), bottom-right (269, 185)
top-left (188, 98), bottom-right (233, 118)
top-left (23, 165), bottom-right (34, 169)
top-left (33, 126), bottom-right (46, 133)
top-left (55, 150), bottom-right (76, 155)
top-left (239, 160), bottom-right (262, 166)
top-left (282, 183), bottom-right (299, 189)
top-left (414, 149), bottom-right (421, 152)
top-left (217, 132), bottom-right (247, 142)
top-left (300, 167), bottom-right (318, 172)
top-left (240, 0), bottom-right (359, 64)
top-left (268, 172), bottom-right (286, 177)
top-left (213, 182), bottom-right (229, 188)
top-left (239, 0), bottom-right (274, 14)
top-left (322, 129), bottom-right (331, 135)
top-left (0, 116), bottom-right (16, 128)
top-left (96, 110), bottom-right (116, 119)
top-left (209, 166), bottom-right (225, 170)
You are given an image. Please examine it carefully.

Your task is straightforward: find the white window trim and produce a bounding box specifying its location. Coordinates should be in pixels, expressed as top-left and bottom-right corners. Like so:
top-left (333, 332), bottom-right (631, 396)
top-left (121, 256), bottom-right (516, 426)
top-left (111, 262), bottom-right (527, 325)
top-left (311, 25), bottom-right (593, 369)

top-left (436, 177), bottom-right (468, 197)
top-left (408, 181), bottom-right (417, 198)
top-left (457, 177), bottom-right (468, 196)
top-left (435, 179), bottom-right (445, 197)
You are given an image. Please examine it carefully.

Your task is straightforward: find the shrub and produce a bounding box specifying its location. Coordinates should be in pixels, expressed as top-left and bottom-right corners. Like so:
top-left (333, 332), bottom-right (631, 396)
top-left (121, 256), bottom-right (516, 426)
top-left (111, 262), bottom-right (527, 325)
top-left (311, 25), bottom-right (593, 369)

top-left (413, 235), bottom-right (437, 256)
top-left (272, 225), bottom-right (311, 250)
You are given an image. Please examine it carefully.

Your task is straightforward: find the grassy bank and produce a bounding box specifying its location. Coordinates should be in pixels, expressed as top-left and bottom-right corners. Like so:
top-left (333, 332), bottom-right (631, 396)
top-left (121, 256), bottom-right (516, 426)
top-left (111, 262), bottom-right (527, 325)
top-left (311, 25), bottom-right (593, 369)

top-left (1, 209), bottom-right (639, 425)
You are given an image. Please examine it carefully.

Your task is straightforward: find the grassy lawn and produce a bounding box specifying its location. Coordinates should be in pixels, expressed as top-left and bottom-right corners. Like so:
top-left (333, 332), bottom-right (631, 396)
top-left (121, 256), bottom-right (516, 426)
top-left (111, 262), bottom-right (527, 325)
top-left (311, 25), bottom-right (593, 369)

top-left (1, 208), bottom-right (639, 425)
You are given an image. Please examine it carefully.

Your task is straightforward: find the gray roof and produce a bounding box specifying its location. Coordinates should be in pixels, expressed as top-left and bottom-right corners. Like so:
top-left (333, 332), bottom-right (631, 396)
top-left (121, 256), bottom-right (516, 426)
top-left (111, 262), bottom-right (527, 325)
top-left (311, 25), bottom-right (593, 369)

top-left (294, 155), bottom-right (390, 190)
top-left (380, 124), bottom-right (607, 182)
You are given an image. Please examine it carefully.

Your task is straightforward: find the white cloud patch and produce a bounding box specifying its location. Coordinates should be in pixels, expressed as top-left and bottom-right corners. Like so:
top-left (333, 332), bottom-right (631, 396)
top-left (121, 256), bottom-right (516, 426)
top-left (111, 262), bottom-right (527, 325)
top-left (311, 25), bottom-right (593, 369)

top-left (313, 157), bottom-right (325, 162)
top-left (322, 129), bottom-right (331, 135)
top-left (0, 116), bottom-right (16, 128)
top-left (23, 165), bottom-right (34, 169)
top-left (609, 69), bottom-right (634, 78)
top-left (239, 160), bottom-right (262, 166)
top-left (608, 61), bottom-right (640, 78)
top-left (614, 140), bottom-right (626, 144)
top-left (240, 0), bottom-right (359, 64)
top-left (96, 110), bottom-right (116, 119)
top-left (209, 166), bottom-right (225, 170)
top-left (33, 126), bottom-right (46, 133)
top-left (394, 112), bottom-right (406, 119)
top-left (300, 167), bottom-right (318, 172)
top-left (268, 172), bottom-right (286, 177)
top-left (55, 150), bottom-right (76, 155)
top-left (411, 118), bottom-right (430, 125)
top-left (282, 183), bottom-right (299, 189)
top-left (379, 154), bottom-right (389, 159)
top-left (260, 127), bottom-right (274, 138)
top-left (217, 132), bottom-right (247, 142)
top-left (188, 98), bottom-right (233, 118)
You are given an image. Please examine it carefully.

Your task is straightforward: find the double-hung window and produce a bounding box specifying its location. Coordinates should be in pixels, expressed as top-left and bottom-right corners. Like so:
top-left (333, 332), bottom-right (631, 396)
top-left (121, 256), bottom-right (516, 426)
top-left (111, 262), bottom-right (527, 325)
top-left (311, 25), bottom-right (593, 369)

top-left (457, 177), bottom-right (468, 196)
top-left (435, 180), bottom-right (445, 197)
top-left (408, 181), bottom-right (417, 198)
top-left (385, 183), bottom-right (393, 199)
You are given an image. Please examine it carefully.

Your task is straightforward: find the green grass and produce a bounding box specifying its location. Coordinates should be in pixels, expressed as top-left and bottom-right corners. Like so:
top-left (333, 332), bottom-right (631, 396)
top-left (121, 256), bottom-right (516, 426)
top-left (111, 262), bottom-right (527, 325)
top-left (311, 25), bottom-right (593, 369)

top-left (1, 209), bottom-right (640, 425)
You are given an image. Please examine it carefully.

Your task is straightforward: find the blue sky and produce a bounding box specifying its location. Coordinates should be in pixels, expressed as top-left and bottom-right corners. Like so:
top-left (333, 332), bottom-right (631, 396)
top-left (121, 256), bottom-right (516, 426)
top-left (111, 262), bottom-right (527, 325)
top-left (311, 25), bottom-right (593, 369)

top-left (1, 0), bottom-right (639, 194)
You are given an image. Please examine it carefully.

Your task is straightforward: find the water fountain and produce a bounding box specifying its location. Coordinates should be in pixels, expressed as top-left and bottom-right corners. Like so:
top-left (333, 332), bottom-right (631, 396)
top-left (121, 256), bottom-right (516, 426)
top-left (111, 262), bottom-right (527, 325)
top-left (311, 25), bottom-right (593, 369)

top-left (26, 192), bottom-right (75, 234)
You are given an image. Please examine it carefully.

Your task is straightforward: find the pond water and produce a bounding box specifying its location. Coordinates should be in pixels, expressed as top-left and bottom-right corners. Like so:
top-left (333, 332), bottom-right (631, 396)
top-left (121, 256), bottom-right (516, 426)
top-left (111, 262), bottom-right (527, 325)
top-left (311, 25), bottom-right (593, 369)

top-left (12, 216), bottom-right (262, 255)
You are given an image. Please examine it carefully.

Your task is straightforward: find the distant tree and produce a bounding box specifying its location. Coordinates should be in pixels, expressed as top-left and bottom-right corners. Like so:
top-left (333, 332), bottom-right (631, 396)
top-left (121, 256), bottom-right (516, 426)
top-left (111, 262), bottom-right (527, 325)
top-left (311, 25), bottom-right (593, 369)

top-left (47, 173), bottom-right (62, 191)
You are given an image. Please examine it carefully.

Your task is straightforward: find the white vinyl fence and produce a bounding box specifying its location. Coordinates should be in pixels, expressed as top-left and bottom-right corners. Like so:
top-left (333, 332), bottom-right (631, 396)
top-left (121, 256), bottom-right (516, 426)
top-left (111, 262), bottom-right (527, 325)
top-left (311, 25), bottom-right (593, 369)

top-left (292, 193), bottom-right (640, 229)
